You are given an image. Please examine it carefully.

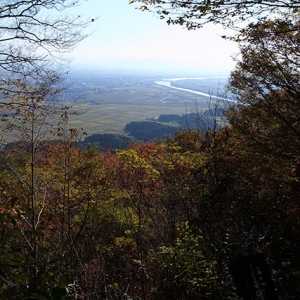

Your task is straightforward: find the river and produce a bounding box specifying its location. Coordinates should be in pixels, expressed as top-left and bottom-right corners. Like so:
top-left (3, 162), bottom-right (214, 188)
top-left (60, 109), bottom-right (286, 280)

top-left (154, 77), bottom-right (232, 101)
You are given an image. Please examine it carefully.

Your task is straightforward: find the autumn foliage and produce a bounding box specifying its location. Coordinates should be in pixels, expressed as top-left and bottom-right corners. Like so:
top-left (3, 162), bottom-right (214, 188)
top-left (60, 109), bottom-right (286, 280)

top-left (0, 119), bottom-right (299, 299)
top-left (1, 13), bottom-right (300, 300)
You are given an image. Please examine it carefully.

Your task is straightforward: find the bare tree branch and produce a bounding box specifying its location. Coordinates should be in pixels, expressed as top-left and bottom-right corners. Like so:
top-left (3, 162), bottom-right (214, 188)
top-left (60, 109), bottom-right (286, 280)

top-left (130, 0), bottom-right (300, 30)
top-left (0, 0), bottom-right (93, 82)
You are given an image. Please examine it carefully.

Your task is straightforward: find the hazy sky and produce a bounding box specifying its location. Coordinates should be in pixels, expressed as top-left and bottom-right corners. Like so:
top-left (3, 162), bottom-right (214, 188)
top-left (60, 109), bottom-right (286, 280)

top-left (70, 0), bottom-right (239, 74)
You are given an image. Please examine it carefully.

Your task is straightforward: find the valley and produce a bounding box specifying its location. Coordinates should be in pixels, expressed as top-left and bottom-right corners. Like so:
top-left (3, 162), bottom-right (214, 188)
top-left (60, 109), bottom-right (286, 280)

top-left (62, 69), bottom-right (230, 136)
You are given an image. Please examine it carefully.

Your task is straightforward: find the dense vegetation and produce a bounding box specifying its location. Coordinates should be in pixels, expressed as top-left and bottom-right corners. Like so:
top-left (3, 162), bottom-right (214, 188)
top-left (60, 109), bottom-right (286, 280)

top-left (1, 1), bottom-right (300, 300)
top-left (1, 122), bottom-right (299, 299)
top-left (1, 20), bottom-right (300, 294)
top-left (78, 133), bottom-right (134, 151)
top-left (124, 112), bottom-right (222, 141)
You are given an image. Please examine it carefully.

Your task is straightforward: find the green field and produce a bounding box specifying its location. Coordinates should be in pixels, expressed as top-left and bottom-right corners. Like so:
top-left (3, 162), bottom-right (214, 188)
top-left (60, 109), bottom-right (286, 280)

top-left (0, 73), bottom-right (225, 142)
top-left (68, 83), bottom-right (211, 135)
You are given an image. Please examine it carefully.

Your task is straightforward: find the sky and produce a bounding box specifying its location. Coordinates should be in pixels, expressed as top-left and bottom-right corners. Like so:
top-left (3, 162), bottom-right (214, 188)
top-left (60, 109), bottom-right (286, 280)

top-left (69, 0), bottom-right (239, 75)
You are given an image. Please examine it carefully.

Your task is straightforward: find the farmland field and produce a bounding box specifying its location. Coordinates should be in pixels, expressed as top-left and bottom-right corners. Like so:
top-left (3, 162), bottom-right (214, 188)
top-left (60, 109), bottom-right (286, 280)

top-left (63, 69), bottom-right (229, 135)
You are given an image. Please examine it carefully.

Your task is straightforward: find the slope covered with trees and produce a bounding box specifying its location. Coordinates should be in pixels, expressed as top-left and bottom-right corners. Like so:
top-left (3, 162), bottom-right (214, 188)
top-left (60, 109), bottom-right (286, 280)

top-left (1, 124), bottom-right (299, 298)
top-left (0, 0), bottom-right (300, 299)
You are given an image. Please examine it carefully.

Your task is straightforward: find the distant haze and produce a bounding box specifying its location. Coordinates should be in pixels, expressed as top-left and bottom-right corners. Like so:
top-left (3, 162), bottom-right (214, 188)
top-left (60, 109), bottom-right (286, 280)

top-left (70, 0), bottom-right (239, 75)
top-left (72, 60), bottom-right (232, 77)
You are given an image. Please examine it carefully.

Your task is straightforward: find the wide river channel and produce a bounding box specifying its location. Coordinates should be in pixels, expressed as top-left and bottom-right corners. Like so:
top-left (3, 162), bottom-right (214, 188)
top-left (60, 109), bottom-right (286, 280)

top-left (154, 77), bottom-right (231, 101)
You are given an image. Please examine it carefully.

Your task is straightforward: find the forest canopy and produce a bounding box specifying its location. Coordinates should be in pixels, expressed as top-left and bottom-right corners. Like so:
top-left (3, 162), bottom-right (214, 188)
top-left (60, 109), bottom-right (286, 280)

top-left (0, 0), bottom-right (300, 299)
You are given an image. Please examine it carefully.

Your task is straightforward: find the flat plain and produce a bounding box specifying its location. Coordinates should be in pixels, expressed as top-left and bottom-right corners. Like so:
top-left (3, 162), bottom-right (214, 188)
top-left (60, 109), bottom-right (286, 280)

top-left (64, 69), bottom-right (227, 136)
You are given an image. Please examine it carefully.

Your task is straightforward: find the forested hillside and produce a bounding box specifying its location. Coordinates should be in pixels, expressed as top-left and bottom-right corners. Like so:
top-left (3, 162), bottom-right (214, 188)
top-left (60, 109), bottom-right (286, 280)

top-left (1, 0), bottom-right (300, 299)
top-left (124, 112), bottom-right (221, 141)
top-left (1, 126), bottom-right (299, 299)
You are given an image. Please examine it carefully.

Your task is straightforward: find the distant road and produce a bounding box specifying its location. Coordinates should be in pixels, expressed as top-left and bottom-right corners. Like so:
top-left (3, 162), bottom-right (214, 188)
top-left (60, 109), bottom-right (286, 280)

top-left (159, 94), bottom-right (172, 103)
top-left (155, 77), bottom-right (230, 101)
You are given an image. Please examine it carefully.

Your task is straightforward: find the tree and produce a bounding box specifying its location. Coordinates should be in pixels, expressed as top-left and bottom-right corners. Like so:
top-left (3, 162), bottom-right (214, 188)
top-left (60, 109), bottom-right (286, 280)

top-left (0, 0), bottom-right (91, 84)
top-left (0, 2), bottom-right (92, 295)
top-left (0, 77), bottom-right (78, 298)
top-left (129, 0), bottom-right (300, 30)
top-left (153, 221), bottom-right (217, 299)
top-left (221, 17), bottom-right (300, 298)
top-left (227, 18), bottom-right (300, 158)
